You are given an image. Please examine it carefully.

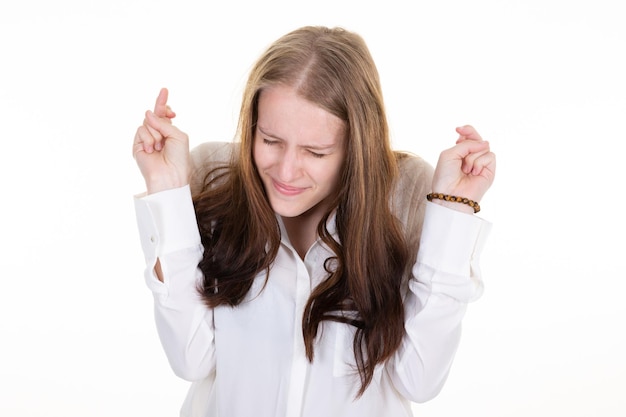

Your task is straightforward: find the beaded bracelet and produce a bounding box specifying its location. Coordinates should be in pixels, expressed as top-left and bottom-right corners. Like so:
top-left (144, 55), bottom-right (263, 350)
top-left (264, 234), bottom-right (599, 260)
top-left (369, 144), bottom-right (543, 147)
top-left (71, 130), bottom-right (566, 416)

top-left (426, 193), bottom-right (481, 213)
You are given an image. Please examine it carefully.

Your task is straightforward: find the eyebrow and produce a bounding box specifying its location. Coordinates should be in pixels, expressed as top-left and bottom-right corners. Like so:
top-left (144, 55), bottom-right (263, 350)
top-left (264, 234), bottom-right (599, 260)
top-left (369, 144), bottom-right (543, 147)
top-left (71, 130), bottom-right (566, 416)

top-left (257, 126), bottom-right (337, 150)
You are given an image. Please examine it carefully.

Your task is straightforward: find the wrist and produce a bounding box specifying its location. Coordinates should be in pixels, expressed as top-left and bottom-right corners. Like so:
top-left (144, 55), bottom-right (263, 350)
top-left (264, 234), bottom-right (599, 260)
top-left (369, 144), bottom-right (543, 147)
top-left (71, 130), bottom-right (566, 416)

top-left (429, 199), bottom-right (475, 214)
top-left (426, 192), bottom-right (480, 214)
top-left (145, 175), bottom-right (189, 195)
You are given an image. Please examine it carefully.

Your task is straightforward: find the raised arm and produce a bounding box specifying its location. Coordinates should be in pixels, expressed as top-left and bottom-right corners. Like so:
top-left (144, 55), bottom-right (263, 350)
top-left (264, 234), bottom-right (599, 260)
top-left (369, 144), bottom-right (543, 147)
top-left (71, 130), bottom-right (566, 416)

top-left (133, 90), bottom-right (216, 381)
top-left (387, 126), bottom-right (495, 402)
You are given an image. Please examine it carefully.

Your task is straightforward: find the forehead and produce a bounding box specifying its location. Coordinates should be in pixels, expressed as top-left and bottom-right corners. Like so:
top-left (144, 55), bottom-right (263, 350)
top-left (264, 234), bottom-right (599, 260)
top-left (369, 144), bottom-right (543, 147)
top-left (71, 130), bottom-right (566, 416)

top-left (257, 85), bottom-right (345, 144)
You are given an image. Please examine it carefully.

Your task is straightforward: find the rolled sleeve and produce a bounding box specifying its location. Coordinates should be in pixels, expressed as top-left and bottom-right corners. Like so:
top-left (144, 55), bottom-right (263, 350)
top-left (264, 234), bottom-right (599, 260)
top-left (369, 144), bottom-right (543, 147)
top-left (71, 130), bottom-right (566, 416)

top-left (134, 185), bottom-right (202, 296)
top-left (416, 201), bottom-right (492, 302)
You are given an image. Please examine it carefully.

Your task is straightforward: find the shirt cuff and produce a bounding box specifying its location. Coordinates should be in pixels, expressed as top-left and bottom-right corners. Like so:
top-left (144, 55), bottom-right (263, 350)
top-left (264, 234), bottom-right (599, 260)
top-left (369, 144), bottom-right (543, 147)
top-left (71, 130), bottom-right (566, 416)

top-left (417, 201), bottom-right (492, 278)
top-left (134, 185), bottom-right (201, 263)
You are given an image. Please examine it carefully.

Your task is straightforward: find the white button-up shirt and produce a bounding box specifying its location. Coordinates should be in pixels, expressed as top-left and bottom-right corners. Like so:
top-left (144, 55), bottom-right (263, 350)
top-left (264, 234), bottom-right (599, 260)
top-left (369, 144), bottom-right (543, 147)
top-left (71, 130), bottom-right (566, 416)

top-left (134, 145), bottom-right (491, 417)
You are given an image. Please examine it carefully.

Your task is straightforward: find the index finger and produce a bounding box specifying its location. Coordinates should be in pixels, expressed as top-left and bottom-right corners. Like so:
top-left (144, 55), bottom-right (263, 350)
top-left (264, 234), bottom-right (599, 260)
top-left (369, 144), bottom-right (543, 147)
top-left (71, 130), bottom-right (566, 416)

top-left (153, 87), bottom-right (170, 118)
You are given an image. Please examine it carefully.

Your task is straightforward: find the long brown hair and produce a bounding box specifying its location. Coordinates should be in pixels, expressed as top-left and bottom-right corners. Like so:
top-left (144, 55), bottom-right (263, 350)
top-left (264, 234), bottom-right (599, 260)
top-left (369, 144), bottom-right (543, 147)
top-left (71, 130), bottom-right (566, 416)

top-left (194, 26), bottom-right (409, 397)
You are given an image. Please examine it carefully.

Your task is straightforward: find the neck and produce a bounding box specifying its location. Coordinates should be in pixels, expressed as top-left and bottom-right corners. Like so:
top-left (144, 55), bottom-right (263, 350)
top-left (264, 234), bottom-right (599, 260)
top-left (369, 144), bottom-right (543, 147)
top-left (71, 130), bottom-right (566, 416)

top-left (281, 212), bottom-right (320, 260)
top-left (281, 197), bottom-right (334, 259)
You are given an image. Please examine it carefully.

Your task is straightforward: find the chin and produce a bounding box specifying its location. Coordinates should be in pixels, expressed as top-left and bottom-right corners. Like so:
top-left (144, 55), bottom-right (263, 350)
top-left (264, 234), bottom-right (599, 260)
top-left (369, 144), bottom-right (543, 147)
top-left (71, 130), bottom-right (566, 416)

top-left (270, 204), bottom-right (308, 218)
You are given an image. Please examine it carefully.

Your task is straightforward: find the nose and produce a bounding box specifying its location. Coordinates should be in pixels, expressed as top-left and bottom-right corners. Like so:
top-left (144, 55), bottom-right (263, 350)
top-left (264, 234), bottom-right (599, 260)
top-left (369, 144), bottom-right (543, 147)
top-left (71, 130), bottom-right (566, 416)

top-left (277, 148), bottom-right (301, 182)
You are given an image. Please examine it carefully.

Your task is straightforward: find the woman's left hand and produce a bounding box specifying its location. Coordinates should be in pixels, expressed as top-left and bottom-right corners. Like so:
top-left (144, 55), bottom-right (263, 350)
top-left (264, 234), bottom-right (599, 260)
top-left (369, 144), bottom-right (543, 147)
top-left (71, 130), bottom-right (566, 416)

top-left (431, 125), bottom-right (496, 211)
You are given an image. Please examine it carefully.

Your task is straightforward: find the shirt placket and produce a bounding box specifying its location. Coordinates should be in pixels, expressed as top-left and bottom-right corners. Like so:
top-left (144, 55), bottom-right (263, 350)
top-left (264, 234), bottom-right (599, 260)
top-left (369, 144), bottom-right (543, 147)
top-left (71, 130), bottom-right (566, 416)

top-left (284, 254), bottom-right (312, 417)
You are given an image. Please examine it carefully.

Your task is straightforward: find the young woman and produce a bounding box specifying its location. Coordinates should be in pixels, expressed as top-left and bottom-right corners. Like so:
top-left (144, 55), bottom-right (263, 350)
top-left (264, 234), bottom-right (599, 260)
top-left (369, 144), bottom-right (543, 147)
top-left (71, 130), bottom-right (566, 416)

top-left (133, 26), bottom-right (495, 417)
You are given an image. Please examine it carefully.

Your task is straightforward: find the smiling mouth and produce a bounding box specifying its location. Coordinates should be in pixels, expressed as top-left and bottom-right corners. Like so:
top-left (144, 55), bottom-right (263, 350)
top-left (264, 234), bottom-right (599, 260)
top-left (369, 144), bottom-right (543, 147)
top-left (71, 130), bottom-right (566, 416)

top-left (272, 180), bottom-right (307, 196)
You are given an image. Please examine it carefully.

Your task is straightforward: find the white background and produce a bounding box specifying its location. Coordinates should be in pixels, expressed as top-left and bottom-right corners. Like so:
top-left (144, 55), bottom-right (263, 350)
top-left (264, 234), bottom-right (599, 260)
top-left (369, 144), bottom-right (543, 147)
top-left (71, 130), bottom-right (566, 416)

top-left (1, 0), bottom-right (624, 415)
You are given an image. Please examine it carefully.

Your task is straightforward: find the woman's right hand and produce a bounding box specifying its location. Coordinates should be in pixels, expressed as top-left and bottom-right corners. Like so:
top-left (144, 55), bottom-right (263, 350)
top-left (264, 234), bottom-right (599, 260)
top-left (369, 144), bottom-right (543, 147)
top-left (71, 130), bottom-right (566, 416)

top-left (133, 88), bottom-right (191, 194)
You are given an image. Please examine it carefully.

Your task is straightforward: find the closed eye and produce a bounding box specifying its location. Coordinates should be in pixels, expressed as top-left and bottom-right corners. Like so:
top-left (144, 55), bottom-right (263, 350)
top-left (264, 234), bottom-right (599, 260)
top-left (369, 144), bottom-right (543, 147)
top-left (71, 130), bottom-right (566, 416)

top-left (308, 150), bottom-right (326, 158)
top-left (262, 134), bottom-right (328, 158)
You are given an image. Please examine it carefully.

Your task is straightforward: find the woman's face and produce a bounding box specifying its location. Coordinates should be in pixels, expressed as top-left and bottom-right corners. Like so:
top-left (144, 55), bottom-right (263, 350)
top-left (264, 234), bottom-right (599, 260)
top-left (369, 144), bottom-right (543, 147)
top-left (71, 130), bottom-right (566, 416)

top-left (253, 84), bottom-right (346, 220)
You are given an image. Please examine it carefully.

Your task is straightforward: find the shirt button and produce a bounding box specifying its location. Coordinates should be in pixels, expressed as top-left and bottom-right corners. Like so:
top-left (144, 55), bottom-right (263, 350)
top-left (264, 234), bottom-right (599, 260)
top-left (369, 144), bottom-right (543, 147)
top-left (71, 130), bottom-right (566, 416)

top-left (150, 235), bottom-right (156, 244)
